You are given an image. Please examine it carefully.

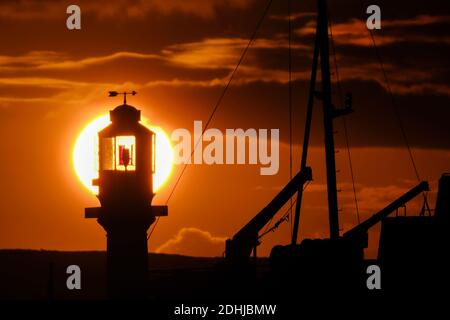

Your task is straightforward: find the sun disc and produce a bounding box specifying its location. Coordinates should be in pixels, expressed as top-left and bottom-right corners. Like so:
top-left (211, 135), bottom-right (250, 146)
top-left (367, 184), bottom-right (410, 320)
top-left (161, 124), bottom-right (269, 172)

top-left (73, 115), bottom-right (173, 195)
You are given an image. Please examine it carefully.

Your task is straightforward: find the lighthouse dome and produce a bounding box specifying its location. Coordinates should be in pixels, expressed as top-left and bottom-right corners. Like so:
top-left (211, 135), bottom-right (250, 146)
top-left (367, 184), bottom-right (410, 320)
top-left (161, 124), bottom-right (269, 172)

top-left (110, 103), bottom-right (141, 123)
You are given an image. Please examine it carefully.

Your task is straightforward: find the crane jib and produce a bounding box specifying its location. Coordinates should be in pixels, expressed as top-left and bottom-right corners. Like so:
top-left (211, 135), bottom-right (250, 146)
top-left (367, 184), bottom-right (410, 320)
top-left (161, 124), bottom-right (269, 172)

top-left (343, 181), bottom-right (429, 239)
top-left (233, 167), bottom-right (312, 243)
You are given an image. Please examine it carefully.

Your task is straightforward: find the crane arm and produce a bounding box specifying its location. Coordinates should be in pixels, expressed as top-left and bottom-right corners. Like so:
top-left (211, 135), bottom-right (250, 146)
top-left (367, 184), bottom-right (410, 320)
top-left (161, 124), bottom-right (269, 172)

top-left (343, 181), bottom-right (429, 241)
top-left (225, 167), bottom-right (312, 263)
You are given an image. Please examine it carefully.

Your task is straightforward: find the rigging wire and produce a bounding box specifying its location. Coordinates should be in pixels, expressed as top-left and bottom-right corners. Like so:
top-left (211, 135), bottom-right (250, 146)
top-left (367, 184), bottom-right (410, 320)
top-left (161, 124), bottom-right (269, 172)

top-left (148, 0), bottom-right (275, 241)
top-left (147, 217), bottom-right (159, 240)
top-left (367, 28), bottom-right (431, 214)
top-left (342, 119), bottom-right (360, 224)
top-left (260, 199), bottom-right (297, 239)
top-left (259, 181), bottom-right (310, 240)
top-left (367, 30), bottom-right (421, 182)
top-left (262, 216), bottom-right (275, 234)
top-left (288, 0), bottom-right (293, 237)
top-left (328, 16), bottom-right (361, 224)
top-left (164, 0), bottom-right (274, 206)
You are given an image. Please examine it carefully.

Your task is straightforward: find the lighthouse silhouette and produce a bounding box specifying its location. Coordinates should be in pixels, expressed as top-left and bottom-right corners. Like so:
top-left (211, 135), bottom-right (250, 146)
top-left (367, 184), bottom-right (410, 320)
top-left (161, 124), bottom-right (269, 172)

top-left (85, 91), bottom-right (168, 299)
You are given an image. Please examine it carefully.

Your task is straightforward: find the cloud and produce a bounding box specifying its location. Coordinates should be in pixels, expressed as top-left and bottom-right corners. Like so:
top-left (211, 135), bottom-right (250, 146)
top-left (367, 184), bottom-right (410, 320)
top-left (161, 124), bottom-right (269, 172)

top-left (164, 37), bottom-right (308, 69)
top-left (269, 12), bottom-right (316, 21)
top-left (388, 83), bottom-right (450, 96)
top-left (0, 77), bottom-right (109, 89)
top-left (158, 34), bottom-right (450, 95)
top-left (296, 15), bottom-right (450, 47)
top-left (155, 227), bottom-right (227, 257)
top-left (0, 0), bottom-right (255, 20)
top-left (0, 52), bottom-right (423, 90)
top-left (382, 15), bottom-right (450, 28)
top-left (144, 78), bottom-right (226, 88)
top-left (0, 76), bottom-right (139, 107)
top-left (0, 51), bottom-right (68, 71)
top-left (40, 52), bottom-right (161, 71)
top-left (333, 63), bottom-right (450, 96)
top-left (1, 8), bottom-right (449, 108)
top-left (0, 51), bottom-right (160, 71)
top-left (132, 0), bottom-right (254, 19)
top-left (0, 44), bottom-right (310, 91)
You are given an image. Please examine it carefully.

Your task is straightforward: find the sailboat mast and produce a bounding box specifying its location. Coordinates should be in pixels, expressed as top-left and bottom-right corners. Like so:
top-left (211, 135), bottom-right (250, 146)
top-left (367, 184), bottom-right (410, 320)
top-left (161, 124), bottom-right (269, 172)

top-left (291, 0), bottom-right (340, 242)
top-left (318, 0), bottom-right (340, 239)
top-left (291, 19), bottom-right (319, 245)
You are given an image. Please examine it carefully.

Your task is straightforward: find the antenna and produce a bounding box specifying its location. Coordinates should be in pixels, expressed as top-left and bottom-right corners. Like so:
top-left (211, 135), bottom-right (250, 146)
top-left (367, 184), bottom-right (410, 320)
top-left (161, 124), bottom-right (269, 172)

top-left (108, 91), bottom-right (137, 104)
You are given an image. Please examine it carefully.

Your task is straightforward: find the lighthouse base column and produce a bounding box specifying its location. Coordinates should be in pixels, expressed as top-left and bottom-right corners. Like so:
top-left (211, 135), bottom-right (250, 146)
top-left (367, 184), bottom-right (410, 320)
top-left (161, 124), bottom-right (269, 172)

top-left (105, 226), bottom-right (150, 299)
top-left (86, 206), bottom-right (164, 299)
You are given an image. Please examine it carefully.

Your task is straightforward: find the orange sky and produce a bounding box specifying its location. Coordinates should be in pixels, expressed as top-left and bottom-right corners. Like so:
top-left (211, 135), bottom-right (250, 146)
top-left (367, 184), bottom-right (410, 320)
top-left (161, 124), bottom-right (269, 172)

top-left (0, 0), bottom-right (449, 258)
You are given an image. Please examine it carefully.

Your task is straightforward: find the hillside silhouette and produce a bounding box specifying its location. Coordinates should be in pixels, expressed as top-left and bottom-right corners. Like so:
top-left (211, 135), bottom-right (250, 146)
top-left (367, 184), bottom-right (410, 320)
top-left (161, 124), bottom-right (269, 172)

top-left (0, 249), bottom-right (230, 300)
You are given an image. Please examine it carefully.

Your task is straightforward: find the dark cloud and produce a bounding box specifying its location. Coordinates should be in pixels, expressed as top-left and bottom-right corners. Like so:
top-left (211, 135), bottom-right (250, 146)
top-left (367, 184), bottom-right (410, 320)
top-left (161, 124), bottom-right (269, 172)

top-left (0, 0), bottom-right (449, 149)
top-left (0, 0), bottom-right (256, 20)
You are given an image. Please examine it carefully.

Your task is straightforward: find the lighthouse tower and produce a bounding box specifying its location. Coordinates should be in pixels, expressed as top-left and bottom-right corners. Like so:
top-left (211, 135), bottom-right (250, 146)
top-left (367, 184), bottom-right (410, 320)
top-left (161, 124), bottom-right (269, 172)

top-left (85, 91), bottom-right (168, 299)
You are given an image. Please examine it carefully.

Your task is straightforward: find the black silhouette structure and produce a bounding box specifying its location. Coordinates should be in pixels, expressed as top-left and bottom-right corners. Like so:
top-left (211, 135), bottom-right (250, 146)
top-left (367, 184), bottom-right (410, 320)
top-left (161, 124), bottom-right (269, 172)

top-left (85, 91), bottom-right (167, 299)
top-left (378, 174), bottom-right (450, 291)
top-left (225, 0), bottom-right (350, 272)
top-left (221, 0), bottom-right (449, 295)
top-left (68, 0), bottom-right (448, 301)
top-left (1, 0), bottom-right (448, 306)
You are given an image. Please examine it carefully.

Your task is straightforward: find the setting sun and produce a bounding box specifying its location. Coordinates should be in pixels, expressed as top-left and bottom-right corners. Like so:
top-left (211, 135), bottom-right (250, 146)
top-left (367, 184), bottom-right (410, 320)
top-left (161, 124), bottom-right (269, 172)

top-left (73, 115), bottom-right (174, 194)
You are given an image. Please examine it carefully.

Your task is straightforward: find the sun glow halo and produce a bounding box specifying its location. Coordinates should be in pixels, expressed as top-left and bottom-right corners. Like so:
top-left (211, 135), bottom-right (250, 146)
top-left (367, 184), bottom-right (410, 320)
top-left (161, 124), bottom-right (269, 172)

top-left (73, 115), bottom-right (173, 194)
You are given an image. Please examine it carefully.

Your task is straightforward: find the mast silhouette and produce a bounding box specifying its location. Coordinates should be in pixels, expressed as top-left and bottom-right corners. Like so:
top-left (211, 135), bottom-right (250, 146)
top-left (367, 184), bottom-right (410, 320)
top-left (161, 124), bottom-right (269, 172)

top-left (292, 0), bottom-right (349, 243)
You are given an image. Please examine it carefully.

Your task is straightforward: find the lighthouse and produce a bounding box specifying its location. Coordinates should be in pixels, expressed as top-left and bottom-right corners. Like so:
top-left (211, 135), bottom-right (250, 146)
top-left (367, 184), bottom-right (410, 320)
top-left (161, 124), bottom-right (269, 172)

top-left (85, 91), bottom-right (168, 299)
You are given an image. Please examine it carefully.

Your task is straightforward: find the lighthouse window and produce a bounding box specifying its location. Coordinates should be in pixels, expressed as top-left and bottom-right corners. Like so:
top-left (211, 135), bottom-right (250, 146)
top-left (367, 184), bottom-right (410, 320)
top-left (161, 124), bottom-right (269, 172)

top-left (115, 136), bottom-right (136, 171)
top-left (100, 137), bottom-right (114, 170)
top-left (152, 134), bottom-right (156, 173)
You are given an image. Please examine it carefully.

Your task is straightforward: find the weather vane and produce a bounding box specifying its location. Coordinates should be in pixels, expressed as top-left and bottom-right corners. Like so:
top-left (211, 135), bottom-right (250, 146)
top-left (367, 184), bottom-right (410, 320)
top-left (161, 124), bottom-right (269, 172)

top-left (108, 90), bottom-right (137, 104)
